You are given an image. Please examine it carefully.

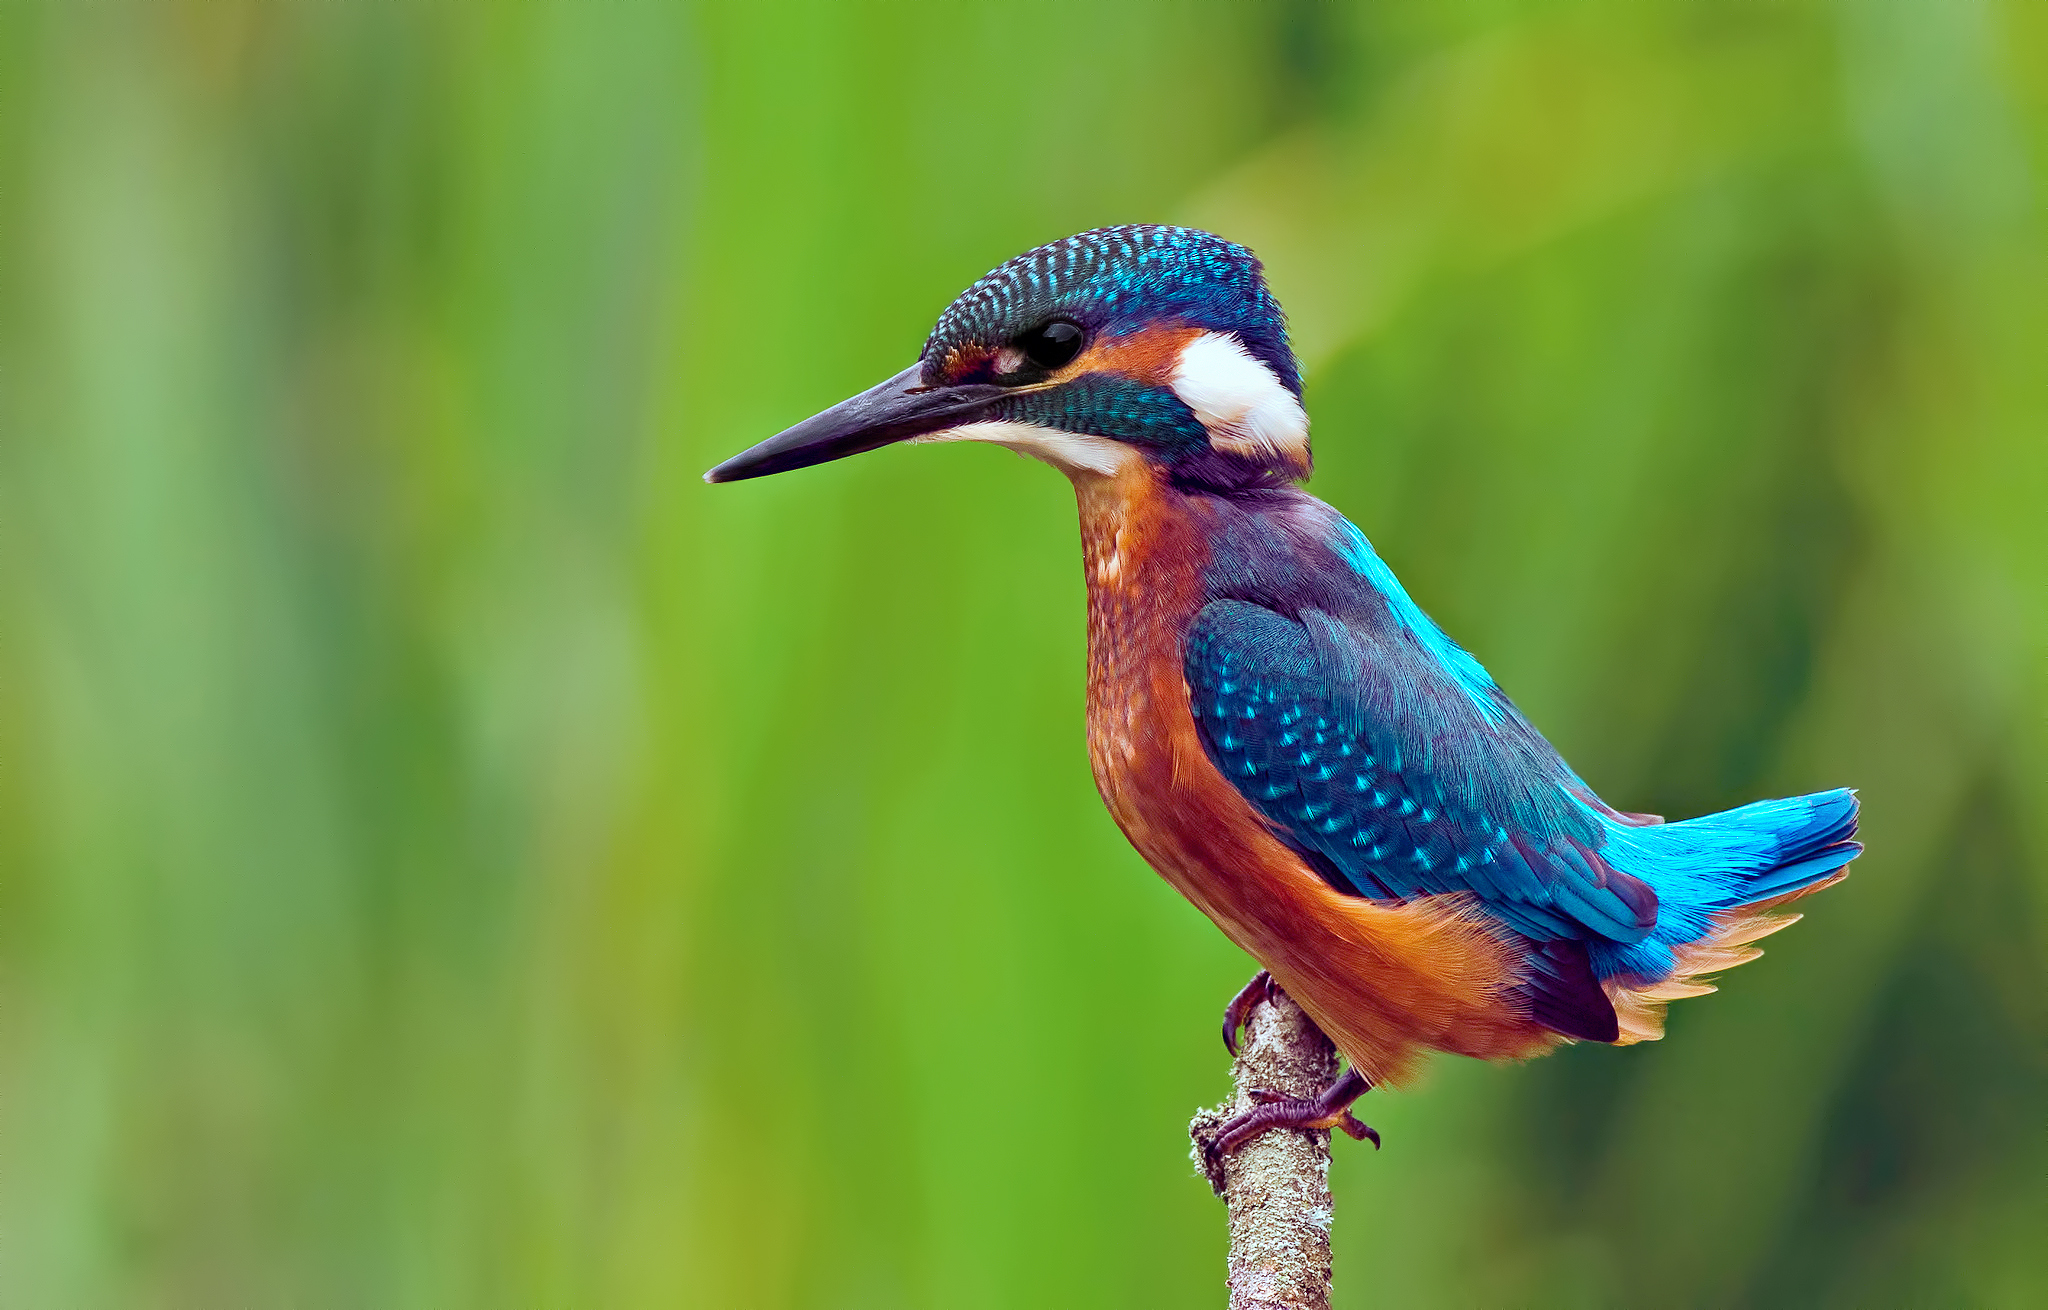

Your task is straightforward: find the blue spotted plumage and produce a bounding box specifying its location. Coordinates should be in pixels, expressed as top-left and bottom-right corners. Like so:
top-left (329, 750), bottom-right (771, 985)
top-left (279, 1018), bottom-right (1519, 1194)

top-left (1183, 504), bottom-right (1858, 1038)
top-left (926, 225), bottom-right (1299, 396)
top-left (707, 224), bottom-right (1862, 1150)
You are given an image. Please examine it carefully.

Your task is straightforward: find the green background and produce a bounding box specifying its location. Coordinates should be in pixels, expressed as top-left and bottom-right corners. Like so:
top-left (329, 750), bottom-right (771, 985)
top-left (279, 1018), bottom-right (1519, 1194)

top-left (4, 2), bottom-right (2044, 1305)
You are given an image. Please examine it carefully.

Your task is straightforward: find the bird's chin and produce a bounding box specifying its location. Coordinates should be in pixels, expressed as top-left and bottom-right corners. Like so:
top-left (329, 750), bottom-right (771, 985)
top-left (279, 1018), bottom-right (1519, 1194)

top-left (911, 421), bottom-right (1139, 480)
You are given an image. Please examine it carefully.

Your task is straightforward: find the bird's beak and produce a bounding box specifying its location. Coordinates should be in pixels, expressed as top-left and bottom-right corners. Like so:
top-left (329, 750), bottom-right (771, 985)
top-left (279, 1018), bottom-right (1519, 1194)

top-left (703, 363), bottom-right (1009, 484)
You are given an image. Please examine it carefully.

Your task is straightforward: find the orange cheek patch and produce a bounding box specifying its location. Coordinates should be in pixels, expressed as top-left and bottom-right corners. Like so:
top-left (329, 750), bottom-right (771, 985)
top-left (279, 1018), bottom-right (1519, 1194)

top-left (939, 325), bottom-right (1203, 389)
top-left (1065, 325), bottom-right (1205, 385)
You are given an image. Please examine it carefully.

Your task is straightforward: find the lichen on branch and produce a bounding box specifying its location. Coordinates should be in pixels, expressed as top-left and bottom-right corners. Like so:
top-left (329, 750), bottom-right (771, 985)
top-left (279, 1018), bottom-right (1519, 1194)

top-left (1190, 985), bottom-right (1340, 1310)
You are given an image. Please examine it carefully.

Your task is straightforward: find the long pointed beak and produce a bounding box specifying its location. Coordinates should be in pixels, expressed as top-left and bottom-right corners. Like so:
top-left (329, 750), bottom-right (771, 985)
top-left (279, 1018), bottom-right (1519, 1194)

top-left (703, 363), bottom-right (1009, 484)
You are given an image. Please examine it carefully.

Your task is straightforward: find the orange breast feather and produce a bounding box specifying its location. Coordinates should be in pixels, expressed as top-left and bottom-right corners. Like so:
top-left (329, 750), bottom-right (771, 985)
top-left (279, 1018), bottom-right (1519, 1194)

top-left (1074, 464), bottom-right (1558, 1084)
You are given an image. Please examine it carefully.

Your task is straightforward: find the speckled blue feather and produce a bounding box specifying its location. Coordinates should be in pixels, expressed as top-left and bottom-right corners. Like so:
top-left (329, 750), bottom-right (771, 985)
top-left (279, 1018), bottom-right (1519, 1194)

top-left (1183, 493), bottom-right (1861, 1034)
top-left (923, 225), bottom-right (1299, 396)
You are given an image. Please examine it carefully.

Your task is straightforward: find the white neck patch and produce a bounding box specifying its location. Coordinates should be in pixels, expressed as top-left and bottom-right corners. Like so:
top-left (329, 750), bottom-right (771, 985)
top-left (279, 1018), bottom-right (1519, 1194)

top-left (1169, 332), bottom-right (1309, 467)
top-left (910, 420), bottom-right (1136, 479)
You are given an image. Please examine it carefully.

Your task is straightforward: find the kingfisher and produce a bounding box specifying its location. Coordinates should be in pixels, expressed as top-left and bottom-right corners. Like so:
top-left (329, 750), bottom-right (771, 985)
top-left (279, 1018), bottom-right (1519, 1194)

top-left (706, 226), bottom-right (1860, 1154)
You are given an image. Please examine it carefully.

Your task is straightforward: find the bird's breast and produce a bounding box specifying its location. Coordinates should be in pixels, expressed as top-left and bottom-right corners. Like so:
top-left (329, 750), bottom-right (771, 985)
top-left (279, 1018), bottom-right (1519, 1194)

top-left (1070, 470), bottom-right (1548, 1082)
top-left (1074, 466), bottom-right (1210, 849)
top-left (1074, 474), bottom-right (1335, 956)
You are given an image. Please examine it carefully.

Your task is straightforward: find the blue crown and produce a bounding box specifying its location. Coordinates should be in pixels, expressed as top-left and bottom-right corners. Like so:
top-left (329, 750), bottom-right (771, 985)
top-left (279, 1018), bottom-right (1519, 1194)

top-left (922, 225), bottom-right (1301, 398)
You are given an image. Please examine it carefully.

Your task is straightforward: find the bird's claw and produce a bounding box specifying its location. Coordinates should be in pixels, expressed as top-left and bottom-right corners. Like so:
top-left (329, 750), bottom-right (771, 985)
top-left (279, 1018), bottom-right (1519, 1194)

top-left (1201, 1067), bottom-right (1379, 1159)
top-left (1243, 1084), bottom-right (1376, 1142)
top-left (1221, 969), bottom-right (1277, 1056)
top-left (1209, 1095), bottom-right (1382, 1155)
top-left (1335, 1112), bottom-right (1382, 1148)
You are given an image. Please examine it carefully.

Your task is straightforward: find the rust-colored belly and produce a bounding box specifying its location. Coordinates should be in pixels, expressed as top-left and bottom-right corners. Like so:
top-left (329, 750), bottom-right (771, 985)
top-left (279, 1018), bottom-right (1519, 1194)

top-left (1073, 467), bottom-right (1554, 1083)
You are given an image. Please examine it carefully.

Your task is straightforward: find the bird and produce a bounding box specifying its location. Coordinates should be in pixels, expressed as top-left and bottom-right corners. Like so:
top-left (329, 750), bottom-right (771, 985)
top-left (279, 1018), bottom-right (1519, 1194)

top-left (705, 225), bottom-right (1860, 1154)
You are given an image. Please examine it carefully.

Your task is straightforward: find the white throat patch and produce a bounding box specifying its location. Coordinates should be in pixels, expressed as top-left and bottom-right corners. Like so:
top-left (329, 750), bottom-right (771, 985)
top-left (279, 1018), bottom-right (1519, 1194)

top-left (1168, 332), bottom-right (1309, 467)
top-left (909, 420), bottom-right (1136, 479)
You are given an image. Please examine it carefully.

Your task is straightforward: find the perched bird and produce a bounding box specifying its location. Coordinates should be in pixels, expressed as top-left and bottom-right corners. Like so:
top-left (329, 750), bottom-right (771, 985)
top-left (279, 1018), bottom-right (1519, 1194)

top-left (706, 226), bottom-right (1860, 1152)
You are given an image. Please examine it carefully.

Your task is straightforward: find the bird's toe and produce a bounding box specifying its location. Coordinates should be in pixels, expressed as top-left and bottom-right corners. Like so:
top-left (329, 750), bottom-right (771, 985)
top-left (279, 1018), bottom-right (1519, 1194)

top-left (1220, 968), bottom-right (1275, 1056)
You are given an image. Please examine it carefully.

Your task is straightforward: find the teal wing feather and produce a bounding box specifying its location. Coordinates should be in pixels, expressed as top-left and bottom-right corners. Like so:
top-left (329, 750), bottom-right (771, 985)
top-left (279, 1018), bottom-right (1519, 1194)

top-left (1184, 598), bottom-right (1659, 944)
top-left (1184, 597), bottom-right (1659, 1041)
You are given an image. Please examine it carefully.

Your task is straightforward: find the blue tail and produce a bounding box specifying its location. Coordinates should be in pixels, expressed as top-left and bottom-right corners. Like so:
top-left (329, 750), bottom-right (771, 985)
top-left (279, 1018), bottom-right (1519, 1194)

top-left (1586, 788), bottom-right (1861, 983)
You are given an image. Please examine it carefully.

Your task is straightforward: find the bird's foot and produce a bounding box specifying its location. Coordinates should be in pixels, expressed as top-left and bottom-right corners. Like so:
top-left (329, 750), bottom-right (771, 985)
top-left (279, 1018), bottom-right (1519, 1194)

top-left (1221, 968), bottom-right (1277, 1056)
top-left (1211, 1066), bottom-right (1379, 1156)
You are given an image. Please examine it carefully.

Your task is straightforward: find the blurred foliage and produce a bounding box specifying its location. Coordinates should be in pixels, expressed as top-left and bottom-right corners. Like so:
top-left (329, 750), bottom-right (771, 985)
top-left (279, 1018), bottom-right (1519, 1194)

top-left (2, 1), bottom-right (2044, 1306)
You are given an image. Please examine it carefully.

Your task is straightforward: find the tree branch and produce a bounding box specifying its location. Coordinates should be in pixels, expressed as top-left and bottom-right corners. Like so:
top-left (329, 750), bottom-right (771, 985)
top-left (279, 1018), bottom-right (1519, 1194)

top-left (1190, 983), bottom-right (1340, 1310)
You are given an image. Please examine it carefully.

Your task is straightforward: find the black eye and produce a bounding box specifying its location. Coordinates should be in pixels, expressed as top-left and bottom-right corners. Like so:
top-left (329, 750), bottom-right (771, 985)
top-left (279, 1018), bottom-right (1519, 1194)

top-left (1016, 319), bottom-right (1085, 371)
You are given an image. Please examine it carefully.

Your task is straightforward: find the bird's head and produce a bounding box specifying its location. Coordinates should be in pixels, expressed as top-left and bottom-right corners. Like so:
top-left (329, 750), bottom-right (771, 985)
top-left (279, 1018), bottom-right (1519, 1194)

top-left (705, 225), bottom-right (1309, 491)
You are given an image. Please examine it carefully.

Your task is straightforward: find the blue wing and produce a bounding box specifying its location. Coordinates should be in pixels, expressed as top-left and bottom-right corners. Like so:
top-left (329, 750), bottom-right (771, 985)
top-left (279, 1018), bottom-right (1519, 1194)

top-left (1184, 597), bottom-right (1661, 1040)
top-left (1185, 598), bottom-right (1658, 942)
